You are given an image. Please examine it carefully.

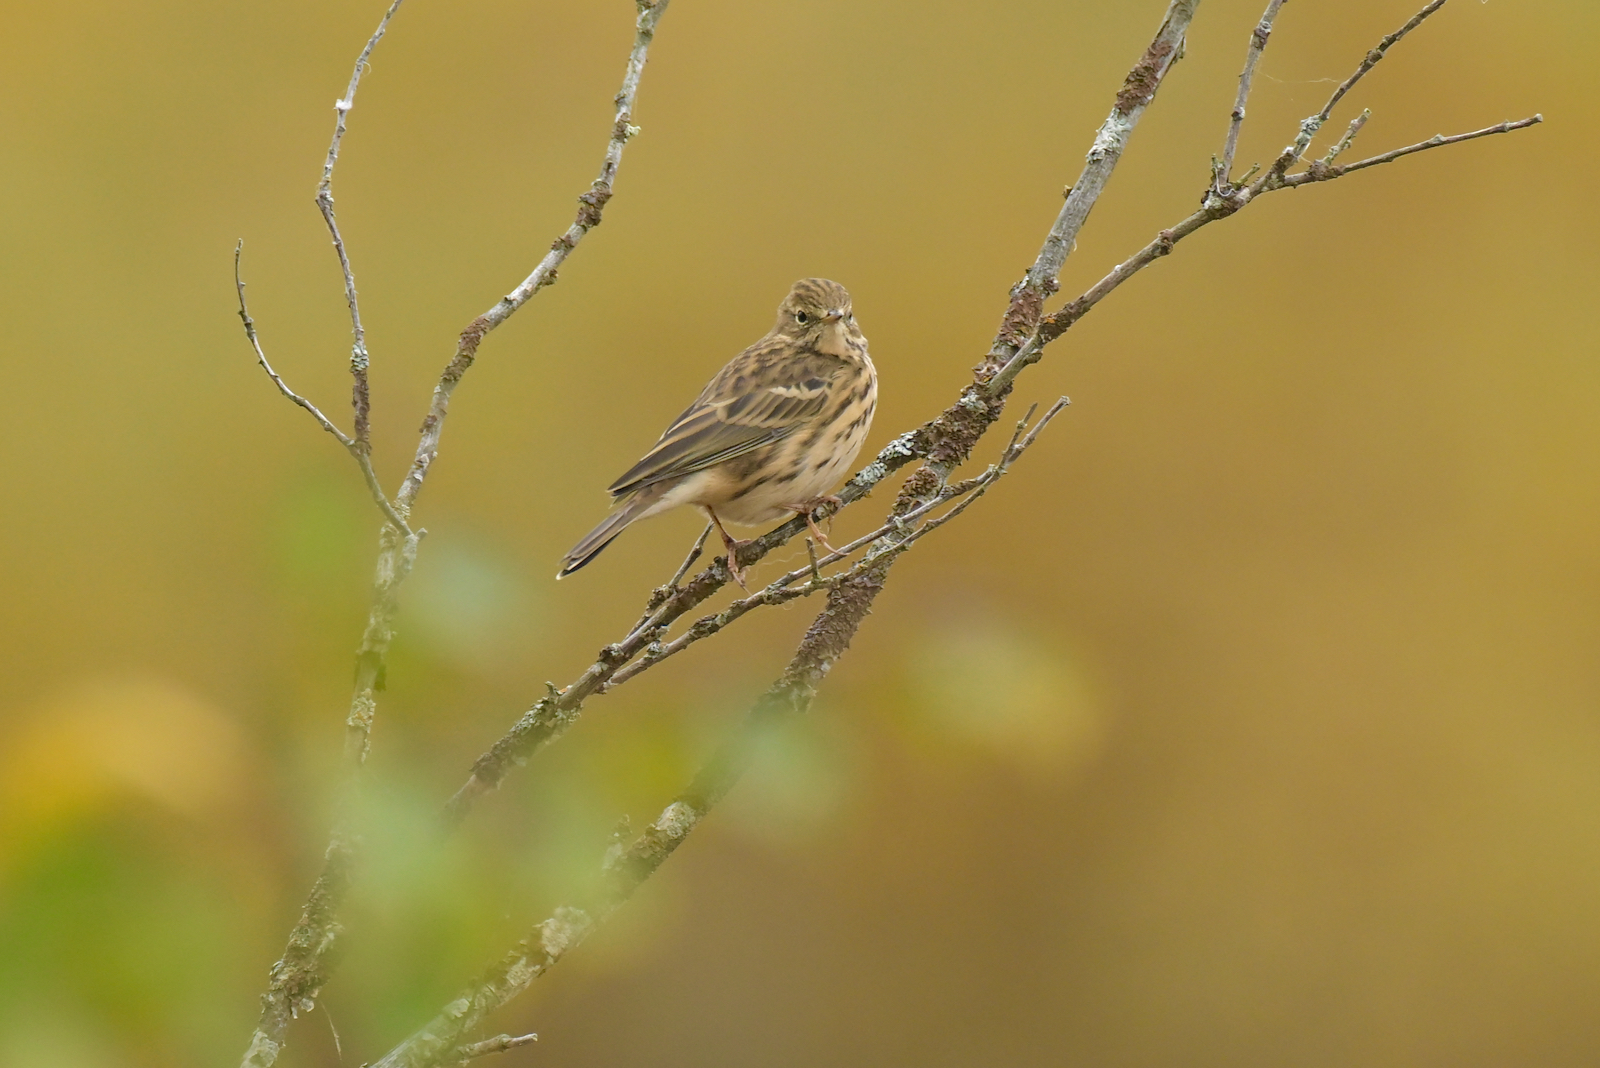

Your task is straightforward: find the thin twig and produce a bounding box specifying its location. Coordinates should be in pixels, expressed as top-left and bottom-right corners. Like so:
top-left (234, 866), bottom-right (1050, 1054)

top-left (1268, 0), bottom-right (1448, 178)
top-left (1294, 116), bottom-right (1541, 181)
top-left (665, 524), bottom-right (711, 590)
top-left (235, 243), bottom-right (354, 449)
top-left (629, 524), bottom-right (712, 634)
top-left (235, 242), bottom-right (414, 537)
top-left (1216, 0), bottom-right (1287, 191)
top-left (318, 0), bottom-right (407, 451)
top-left (396, 0), bottom-right (672, 513)
top-left (1322, 108), bottom-right (1370, 165)
top-left (452, 1033), bottom-right (537, 1064)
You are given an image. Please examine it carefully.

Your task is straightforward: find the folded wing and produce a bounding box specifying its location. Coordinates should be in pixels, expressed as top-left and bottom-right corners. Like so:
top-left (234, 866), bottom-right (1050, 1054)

top-left (607, 363), bottom-right (833, 497)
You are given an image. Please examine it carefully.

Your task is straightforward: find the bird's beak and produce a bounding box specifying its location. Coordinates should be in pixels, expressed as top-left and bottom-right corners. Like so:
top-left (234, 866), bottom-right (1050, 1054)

top-left (824, 309), bottom-right (846, 323)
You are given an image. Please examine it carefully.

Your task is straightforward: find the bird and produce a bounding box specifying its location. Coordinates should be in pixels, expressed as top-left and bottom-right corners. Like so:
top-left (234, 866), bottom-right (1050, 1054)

top-left (557, 277), bottom-right (877, 584)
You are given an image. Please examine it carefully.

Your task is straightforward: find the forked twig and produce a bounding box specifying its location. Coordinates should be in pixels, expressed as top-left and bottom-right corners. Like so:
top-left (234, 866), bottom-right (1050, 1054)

top-left (233, 242), bottom-right (414, 539)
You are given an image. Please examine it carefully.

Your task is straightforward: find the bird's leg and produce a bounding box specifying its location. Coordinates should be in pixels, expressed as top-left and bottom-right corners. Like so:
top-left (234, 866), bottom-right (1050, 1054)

top-left (705, 507), bottom-right (750, 590)
top-left (789, 496), bottom-right (843, 555)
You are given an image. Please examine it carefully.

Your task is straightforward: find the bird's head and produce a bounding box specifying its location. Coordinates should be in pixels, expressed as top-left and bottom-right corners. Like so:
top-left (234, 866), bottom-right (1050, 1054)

top-left (774, 278), bottom-right (863, 356)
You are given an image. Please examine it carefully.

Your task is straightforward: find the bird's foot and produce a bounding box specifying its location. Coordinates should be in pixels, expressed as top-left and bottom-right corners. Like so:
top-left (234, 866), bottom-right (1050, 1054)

top-left (723, 544), bottom-right (751, 591)
top-left (708, 513), bottom-right (751, 590)
top-left (790, 496), bottom-right (844, 555)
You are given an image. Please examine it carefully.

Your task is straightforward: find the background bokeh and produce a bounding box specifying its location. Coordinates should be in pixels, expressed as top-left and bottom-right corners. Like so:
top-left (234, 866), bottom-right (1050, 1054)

top-left (2, 0), bottom-right (1596, 1064)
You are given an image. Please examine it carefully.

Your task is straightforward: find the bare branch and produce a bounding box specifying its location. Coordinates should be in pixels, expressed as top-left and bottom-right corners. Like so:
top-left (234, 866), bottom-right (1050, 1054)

top-left (982, 113), bottom-right (1541, 398)
top-left (664, 523), bottom-right (711, 591)
top-left (318, 0), bottom-right (407, 451)
top-left (396, 0), bottom-right (673, 513)
top-left (235, 243), bottom-right (354, 449)
top-left (234, 242), bottom-right (415, 538)
top-left (1216, 0), bottom-right (1287, 191)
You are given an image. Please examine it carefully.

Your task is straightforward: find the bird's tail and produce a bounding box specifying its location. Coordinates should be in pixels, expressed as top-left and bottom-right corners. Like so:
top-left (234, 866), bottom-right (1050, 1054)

top-left (556, 486), bottom-right (665, 578)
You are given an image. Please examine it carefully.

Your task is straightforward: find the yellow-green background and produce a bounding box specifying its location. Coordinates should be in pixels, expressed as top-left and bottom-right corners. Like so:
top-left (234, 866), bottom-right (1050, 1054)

top-left (2, 0), bottom-right (1595, 1063)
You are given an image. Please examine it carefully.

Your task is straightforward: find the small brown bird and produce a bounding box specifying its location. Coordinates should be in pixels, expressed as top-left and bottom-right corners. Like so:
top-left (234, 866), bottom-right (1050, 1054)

top-left (558, 278), bottom-right (877, 581)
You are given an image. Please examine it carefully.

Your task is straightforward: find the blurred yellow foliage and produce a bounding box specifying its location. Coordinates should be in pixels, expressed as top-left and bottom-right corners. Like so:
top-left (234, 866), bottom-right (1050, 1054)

top-left (0, 680), bottom-right (247, 868)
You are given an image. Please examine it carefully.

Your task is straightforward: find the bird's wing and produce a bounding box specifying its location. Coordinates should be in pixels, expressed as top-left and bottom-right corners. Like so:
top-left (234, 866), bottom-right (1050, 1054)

top-left (607, 355), bottom-right (834, 497)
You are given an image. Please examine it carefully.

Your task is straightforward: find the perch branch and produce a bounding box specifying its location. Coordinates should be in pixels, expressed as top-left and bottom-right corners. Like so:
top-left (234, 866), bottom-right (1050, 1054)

top-left (395, 0), bottom-right (672, 513)
top-left (602, 401), bottom-right (1069, 689)
top-left (442, 0), bottom-right (1542, 844)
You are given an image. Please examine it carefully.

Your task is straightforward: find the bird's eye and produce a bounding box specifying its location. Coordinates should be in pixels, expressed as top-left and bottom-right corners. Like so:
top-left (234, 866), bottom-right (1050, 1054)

top-left (795, 311), bottom-right (809, 324)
